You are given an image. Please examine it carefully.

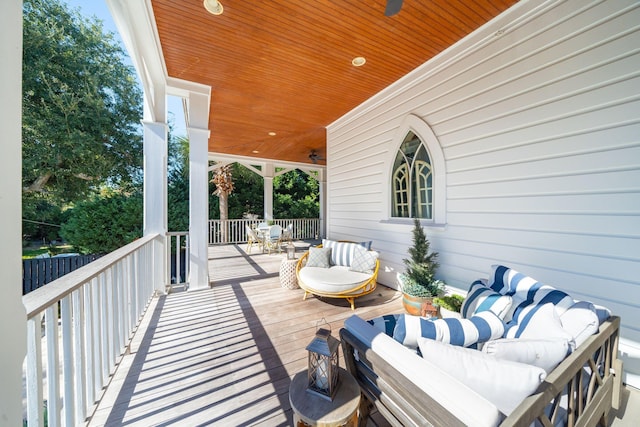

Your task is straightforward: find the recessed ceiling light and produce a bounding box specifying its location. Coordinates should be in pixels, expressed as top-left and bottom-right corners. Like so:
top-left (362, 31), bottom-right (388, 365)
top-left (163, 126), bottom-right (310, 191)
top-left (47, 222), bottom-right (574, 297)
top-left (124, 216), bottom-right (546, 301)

top-left (268, 132), bottom-right (276, 136)
top-left (252, 150), bottom-right (259, 154)
top-left (203, 0), bottom-right (223, 15)
top-left (352, 57), bottom-right (366, 67)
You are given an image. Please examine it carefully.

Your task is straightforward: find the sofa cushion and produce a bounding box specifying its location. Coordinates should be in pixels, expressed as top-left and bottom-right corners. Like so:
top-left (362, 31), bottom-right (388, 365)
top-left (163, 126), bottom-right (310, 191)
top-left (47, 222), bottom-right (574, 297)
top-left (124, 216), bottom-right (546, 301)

top-left (344, 315), bottom-right (505, 427)
top-left (349, 245), bottom-right (378, 273)
top-left (418, 338), bottom-right (547, 416)
top-left (482, 338), bottom-right (570, 373)
top-left (560, 301), bottom-right (599, 348)
top-left (298, 265), bottom-right (373, 294)
top-left (306, 246), bottom-right (332, 268)
top-left (461, 279), bottom-right (512, 320)
top-left (322, 239), bottom-right (364, 266)
top-left (488, 265), bottom-right (575, 322)
top-left (504, 303), bottom-right (576, 352)
top-left (393, 311), bottom-right (505, 349)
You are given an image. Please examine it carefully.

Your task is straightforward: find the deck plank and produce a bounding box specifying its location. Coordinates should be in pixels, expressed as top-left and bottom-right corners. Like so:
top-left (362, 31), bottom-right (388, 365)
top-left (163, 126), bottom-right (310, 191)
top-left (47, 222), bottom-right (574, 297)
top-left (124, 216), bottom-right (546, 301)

top-left (88, 244), bottom-right (402, 426)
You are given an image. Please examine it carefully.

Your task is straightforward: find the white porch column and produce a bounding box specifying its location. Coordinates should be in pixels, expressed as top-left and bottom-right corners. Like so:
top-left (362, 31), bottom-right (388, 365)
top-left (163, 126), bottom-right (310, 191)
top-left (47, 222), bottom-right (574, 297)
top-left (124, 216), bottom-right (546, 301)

top-left (318, 172), bottom-right (326, 239)
top-left (0, 1), bottom-right (27, 424)
top-left (187, 92), bottom-right (211, 291)
top-left (263, 163), bottom-right (274, 221)
top-left (142, 121), bottom-right (168, 293)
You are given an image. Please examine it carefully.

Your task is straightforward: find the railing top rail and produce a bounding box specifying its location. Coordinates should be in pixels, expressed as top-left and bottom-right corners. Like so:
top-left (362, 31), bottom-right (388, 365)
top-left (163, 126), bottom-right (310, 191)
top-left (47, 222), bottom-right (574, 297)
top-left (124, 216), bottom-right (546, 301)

top-left (166, 231), bottom-right (189, 236)
top-left (22, 233), bottom-right (162, 319)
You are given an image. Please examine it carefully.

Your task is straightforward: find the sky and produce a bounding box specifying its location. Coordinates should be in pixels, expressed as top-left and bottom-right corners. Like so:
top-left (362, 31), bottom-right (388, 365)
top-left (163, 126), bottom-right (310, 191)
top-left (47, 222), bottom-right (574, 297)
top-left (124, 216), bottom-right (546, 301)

top-left (63, 0), bottom-right (187, 136)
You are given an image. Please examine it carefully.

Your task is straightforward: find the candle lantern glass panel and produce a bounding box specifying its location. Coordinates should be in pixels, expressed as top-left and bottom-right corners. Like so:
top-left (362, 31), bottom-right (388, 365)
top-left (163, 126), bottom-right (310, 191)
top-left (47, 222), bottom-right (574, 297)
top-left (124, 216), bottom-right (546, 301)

top-left (305, 327), bottom-right (340, 401)
top-left (287, 241), bottom-right (296, 260)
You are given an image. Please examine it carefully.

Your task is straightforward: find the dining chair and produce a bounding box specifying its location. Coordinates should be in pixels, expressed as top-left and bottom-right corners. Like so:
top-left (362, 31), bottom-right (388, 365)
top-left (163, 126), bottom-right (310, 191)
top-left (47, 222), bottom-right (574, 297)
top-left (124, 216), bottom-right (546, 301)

top-left (246, 225), bottom-right (262, 253)
top-left (265, 224), bottom-right (283, 254)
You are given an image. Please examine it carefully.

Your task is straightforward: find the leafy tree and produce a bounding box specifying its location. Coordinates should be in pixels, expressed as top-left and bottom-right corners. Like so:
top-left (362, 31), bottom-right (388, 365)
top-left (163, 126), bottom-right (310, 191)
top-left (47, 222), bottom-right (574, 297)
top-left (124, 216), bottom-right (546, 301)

top-left (210, 163), bottom-right (263, 219)
top-left (274, 169), bottom-right (319, 218)
top-left (60, 190), bottom-right (142, 254)
top-left (22, 0), bottom-right (142, 204)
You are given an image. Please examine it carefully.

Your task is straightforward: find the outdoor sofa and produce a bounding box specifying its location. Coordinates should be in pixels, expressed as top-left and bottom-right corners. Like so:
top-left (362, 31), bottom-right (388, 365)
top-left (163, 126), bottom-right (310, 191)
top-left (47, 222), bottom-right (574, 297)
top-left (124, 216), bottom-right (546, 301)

top-left (296, 239), bottom-right (379, 310)
top-left (340, 264), bottom-right (623, 427)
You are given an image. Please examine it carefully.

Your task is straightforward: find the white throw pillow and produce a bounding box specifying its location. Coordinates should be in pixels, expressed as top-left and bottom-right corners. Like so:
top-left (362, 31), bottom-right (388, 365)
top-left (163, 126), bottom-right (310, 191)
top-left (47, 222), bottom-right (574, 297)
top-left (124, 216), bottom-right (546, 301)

top-left (418, 338), bottom-right (547, 416)
top-left (560, 301), bottom-right (599, 348)
top-left (349, 245), bottom-right (378, 273)
top-left (504, 303), bottom-right (576, 352)
top-left (305, 246), bottom-right (331, 268)
top-left (482, 338), bottom-right (570, 373)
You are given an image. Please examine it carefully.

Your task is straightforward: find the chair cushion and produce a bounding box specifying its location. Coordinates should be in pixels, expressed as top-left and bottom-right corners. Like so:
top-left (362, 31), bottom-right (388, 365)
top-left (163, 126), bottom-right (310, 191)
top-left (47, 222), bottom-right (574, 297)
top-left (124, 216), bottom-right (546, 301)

top-left (418, 338), bottom-right (547, 416)
top-left (482, 338), bottom-right (570, 373)
top-left (461, 279), bottom-right (512, 320)
top-left (393, 311), bottom-right (505, 349)
top-left (349, 245), bottom-right (378, 273)
top-left (299, 265), bottom-right (373, 294)
top-left (306, 246), bottom-right (331, 268)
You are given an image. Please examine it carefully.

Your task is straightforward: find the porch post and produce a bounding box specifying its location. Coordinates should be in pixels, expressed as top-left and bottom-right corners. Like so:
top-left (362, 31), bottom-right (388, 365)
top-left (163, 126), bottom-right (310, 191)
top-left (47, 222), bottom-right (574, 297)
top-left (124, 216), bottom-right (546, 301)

top-left (142, 120), bottom-right (168, 293)
top-left (187, 92), bottom-right (211, 291)
top-left (0, 1), bottom-right (28, 423)
top-left (264, 163), bottom-right (274, 221)
top-left (318, 170), bottom-right (326, 239)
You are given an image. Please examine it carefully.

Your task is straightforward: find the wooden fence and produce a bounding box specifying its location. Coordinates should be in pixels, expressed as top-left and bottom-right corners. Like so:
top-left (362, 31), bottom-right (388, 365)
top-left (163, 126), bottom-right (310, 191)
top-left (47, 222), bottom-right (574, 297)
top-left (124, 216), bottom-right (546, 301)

top-left (22, 255), bottom-right (102, 295)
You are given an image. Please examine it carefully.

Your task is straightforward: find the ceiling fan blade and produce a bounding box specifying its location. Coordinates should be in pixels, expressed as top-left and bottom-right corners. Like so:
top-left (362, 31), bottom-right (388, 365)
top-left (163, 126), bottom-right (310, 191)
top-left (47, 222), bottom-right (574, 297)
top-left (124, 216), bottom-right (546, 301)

top-left (385, 0), bottom-right (403, 16)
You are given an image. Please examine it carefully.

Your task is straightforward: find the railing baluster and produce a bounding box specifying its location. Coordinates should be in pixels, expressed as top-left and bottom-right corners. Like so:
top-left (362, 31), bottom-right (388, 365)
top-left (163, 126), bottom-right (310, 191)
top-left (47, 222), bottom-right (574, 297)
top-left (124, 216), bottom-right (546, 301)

top-left (72, 288), bottom-right (87, 422)
top-left (83, 282), bottom-right (94, 408)
top-left (45, 305), bottom-right (61, 427)
top-left (26, 313), bottom-right (44, 427)
top-left (60, 295), bottom-right (75, 425)
top-left (92, 276), bottom-right (103, 396)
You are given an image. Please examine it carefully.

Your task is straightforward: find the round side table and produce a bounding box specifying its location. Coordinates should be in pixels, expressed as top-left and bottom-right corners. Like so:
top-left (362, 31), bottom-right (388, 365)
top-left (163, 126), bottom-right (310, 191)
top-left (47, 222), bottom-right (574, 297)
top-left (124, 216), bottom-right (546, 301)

top-left (289, 367), bottom-right (360, 427)
top-left (280, 257), bottom-right (299, 289)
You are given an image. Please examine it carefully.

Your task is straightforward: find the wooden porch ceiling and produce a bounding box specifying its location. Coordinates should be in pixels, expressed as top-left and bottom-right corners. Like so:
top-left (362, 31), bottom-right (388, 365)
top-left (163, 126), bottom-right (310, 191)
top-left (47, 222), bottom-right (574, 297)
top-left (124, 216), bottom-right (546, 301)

top-left (151, 0), bottom-right (517, 165)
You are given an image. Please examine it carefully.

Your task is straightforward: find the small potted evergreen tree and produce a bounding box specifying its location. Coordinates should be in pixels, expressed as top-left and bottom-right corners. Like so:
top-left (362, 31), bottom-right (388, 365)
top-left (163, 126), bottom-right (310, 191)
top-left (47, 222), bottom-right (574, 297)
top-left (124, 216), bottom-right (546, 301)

top-left (399, 218), bottom-right (445, 316)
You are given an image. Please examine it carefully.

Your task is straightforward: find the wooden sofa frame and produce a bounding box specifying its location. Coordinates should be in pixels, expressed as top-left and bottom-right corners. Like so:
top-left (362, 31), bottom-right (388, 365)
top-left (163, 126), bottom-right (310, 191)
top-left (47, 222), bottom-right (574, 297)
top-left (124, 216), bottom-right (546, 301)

top-left (340, 316), bottom-right (623, 427)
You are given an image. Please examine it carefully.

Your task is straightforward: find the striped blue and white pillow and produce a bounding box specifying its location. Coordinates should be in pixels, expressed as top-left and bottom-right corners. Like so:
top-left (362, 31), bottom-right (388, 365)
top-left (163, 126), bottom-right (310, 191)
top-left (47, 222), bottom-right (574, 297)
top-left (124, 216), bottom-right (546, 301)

top-left (461, 279), bottom-right (512, 320)
top-left (367, 314), bottom-right (400, 337)
top-left (322, 239), bottom-right (364, 267)
top-left (487, 265), bottom-right (574, 322)
top-left (393, 311), bottom-right (505, 349)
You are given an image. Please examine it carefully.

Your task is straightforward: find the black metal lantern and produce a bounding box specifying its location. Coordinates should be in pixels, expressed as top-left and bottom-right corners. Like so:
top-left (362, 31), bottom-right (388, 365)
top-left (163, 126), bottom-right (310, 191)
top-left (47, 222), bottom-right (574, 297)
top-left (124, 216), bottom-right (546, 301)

top-left (286, 241), bottom-right (296, 260)
top-left (306, 327), bottom-right (340, 401)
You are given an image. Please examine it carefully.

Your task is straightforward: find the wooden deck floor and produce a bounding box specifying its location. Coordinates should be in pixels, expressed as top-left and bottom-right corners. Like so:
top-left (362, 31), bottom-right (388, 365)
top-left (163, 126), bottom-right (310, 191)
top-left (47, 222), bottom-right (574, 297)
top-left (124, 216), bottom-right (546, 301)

top-left (88, 243), bottom-right (404, 426)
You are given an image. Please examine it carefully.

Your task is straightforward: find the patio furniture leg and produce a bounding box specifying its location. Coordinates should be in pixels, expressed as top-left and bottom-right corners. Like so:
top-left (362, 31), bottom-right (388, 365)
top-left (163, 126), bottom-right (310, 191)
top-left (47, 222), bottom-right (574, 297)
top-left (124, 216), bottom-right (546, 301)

top-left (347, 297), bottom-right (355, 310)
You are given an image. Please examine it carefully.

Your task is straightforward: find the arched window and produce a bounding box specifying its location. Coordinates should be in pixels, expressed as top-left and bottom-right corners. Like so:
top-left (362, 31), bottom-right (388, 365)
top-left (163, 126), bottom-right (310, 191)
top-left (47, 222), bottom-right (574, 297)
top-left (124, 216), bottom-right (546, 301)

top-left (388, 114), bottom-right (445, 224)
top-left (392, 131), bottom-right (433, 219)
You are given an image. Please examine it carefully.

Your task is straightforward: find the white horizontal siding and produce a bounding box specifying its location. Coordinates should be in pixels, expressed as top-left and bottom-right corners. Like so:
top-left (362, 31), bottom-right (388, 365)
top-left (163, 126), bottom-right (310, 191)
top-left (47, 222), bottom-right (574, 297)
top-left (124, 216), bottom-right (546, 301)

top-left (326, 0), bottom-right (640, 382)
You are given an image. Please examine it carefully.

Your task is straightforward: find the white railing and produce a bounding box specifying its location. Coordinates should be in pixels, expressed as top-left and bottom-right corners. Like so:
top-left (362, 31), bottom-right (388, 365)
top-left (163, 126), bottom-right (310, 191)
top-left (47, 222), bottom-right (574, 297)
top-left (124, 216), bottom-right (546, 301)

top-left (22, 233), bottom-right (163, 427)
top-left (208, 218), bottom-right (320, 245)
top-left (166, 231), bottom-right (189, 292)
